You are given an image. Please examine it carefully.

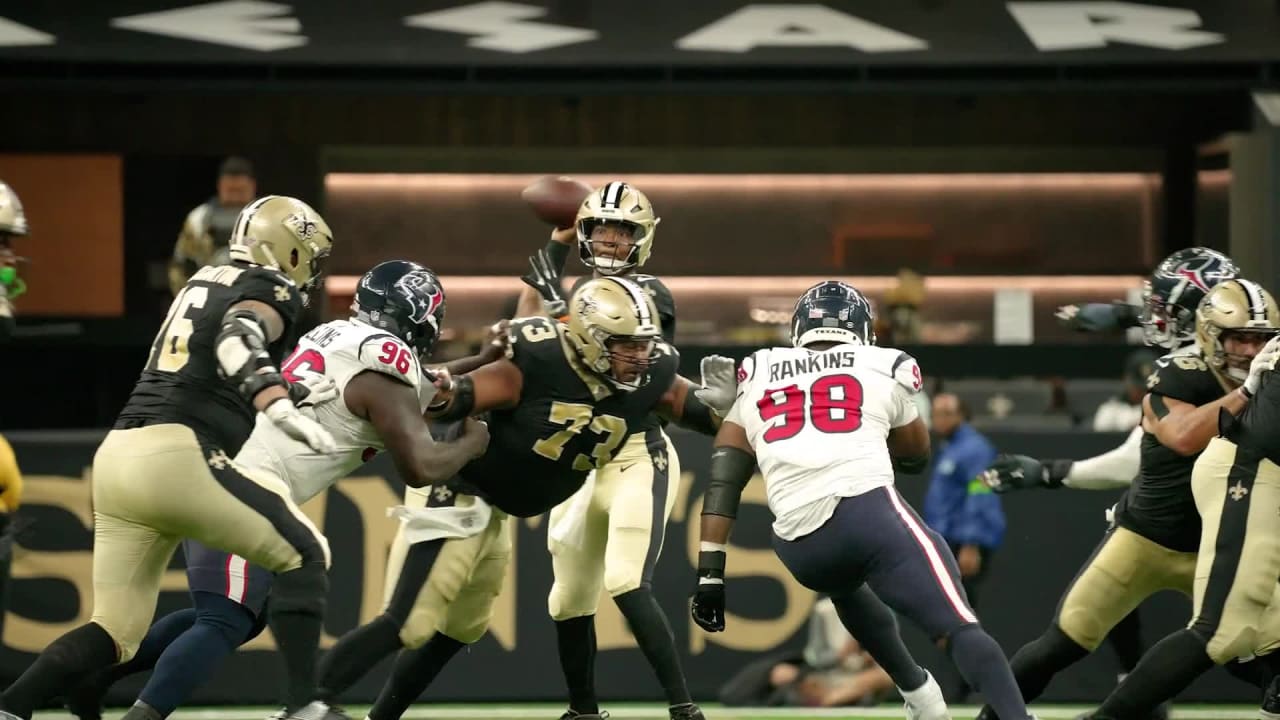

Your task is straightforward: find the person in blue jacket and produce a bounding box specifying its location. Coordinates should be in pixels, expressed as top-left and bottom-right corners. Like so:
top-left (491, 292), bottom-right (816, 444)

top-left (923, 392), bottom-right (1004, 702)
top-left (924, 392), bottom-right (1004, 604)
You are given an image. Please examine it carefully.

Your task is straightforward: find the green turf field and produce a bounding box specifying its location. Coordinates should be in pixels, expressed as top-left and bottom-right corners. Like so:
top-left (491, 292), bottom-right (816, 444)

top-left (29, 705), bottom-right (1263, 720)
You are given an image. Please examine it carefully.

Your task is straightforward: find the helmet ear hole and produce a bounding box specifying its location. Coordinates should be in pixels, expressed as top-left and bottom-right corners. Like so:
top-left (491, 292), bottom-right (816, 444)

top-left (290, 248), bottom-right (299, 269)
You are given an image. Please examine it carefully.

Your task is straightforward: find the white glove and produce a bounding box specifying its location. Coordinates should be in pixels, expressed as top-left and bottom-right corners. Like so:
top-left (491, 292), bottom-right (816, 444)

top-left (1243, 336), bottom-right (1280, 397)
top-left (265, 399), bottom-right (337, 454)
top-left (695, 355), bottom-right (738, 415)
top-left (290, 375), bottom-right (339, 408)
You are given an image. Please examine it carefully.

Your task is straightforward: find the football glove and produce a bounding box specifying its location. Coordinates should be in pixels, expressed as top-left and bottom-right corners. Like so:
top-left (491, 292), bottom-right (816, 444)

top-left (265, 399), bottom-right (337, 454)
top-left (520, 248), bottom-right (568, 319)
top-left (981, 454), bottom-right (1072, 493)
top-left (1055, 302), bottom-right (1140, 333)
top-left (1243, 335), bottom-right (1280, 397)
top-left (694, 355), bottom-right (738, 416)
top-left (691, 544), bottom-right (727, 632)
top-left (286, 375), bottom-right (338, 408)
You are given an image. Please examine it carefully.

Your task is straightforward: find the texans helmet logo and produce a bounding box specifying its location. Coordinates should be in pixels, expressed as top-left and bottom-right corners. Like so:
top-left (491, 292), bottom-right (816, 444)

top-left (396, 272), bottom-right (444, 325)
top-left (1172, 257), bottom-right (1231, 294)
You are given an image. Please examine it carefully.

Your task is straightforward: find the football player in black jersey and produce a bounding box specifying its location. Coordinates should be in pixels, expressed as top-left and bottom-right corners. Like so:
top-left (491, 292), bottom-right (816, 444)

top-left (1080, 281), bottom-right (1280, 720)
top-left (518, 182), bottom-right (732, 720)
top-left (0, 196), bottom-right (344, 720)
top-left (319, 276), bottom-right (726, 720)
top-left (976, 277), bottom-right (1280, 720)
top-left (981, 248), bottom-right (1238, 715)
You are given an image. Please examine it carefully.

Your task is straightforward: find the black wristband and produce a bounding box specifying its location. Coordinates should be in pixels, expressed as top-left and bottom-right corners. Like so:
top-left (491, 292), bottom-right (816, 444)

top-left (1045, 459), bottom-right (1073, 488)
top-left (697, 549), bottom-right (726, 580)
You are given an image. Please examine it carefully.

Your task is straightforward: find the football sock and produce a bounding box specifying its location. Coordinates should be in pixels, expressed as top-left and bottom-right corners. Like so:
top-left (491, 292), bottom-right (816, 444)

top-left (317, 615), bottom-right (404, 701)
top-left (267, 561), bottom-right (328, 710)
top-left (948, 624), bottom-right (1031, 720)
top-left (614, 588), bottom-right (693, 706)
top-left (555, 616), bottom-right (599, 714)
top-left (138, 592), bottom-right (257, 716)
top-left (70, 608), bottom-right (198, 715)
top-left (367, 634), bottom-right (466, 720)
top-left (2, 622), bottom-right (119, 719)
top-left (1095, 629), bottom-right (1214, 719)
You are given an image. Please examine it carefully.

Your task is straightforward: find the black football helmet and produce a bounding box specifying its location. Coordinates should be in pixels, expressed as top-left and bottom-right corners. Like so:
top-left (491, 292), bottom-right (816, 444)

top-left (790, 280), bottom-right (876, 348)
top-left (353, 260), bottom-right (446, 364)
top-left (1140, 247), bottom-right (1239, 348)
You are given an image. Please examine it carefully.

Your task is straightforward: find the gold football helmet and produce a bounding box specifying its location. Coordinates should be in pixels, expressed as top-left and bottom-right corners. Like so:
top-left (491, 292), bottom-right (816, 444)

top-left (0, 181), bottom-right (29, 237)
top-left (566, 276), bottom-right (663, 391)
top-left (228, 195), bottom-right (333, 292)
top-left (1195, 278), bottom-right (1280, 384)
top-left (575, 181), bottom-right (659, 275)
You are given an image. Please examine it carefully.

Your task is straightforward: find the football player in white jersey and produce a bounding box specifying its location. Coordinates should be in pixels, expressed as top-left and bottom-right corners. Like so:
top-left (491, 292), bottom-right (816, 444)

top-left (63, 260), bottom-right (491, 720)
top-left (690, 280), bottom-right (1034, 720)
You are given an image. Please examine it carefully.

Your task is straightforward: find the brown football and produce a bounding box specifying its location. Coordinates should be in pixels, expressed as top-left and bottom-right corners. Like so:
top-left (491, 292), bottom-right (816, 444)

top-left (521, 175), bottom-right (594, 229)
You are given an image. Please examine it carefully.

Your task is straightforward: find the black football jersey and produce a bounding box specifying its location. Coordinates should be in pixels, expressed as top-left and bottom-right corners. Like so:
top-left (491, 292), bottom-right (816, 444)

top-left (1233, 371), bottom-right (1280, 465)
top-left (459, 316), bottom-right (678, 517)
top-left (1116, 349), bottom-right (1230, 551)
top-left (114, 262), bottom-right (305, 452)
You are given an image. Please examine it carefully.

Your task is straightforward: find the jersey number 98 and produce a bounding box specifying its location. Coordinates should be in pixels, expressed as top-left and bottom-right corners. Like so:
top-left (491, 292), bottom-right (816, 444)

top-left (757, 373), bottom-right (864, 443)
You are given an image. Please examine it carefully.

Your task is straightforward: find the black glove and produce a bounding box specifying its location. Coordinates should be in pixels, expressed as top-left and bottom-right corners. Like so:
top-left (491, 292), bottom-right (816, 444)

top-left (691, 546), bottom-right (727, 632)
top-left (1054, 302), bottom-right (1141, 333)
top-left (520, 248), bottom-right (568, 318)
top-left (981, 454), bottom-right (1072, 493)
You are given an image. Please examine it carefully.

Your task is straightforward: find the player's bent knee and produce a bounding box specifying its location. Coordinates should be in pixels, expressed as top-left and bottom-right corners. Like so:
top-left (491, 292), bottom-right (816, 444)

top-left (1057, 608), bottom-right (1108, 652)
top-left (1204, 624), bottom-right (1260, 664)
top-left (271, 560), bottom-right (328, 616)
top-left (548, 583), bottom-right (600, 620)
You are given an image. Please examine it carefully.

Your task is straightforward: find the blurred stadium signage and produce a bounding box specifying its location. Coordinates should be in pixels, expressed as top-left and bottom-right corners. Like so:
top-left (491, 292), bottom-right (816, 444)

top-left (0, 1), bottom-right (1276, 64)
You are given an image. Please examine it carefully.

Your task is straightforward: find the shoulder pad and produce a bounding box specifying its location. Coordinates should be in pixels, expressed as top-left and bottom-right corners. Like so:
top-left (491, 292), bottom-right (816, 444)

top-left (737, 349), bottom-right (768, 388)
top-left (506, 316), bottom-right (561, 361)
top-left (356, 333), bottom-right (421, 387)
top-left (1146, 351), bottom-right (1210, 390)
top-left (887, 350), bottom-right (924, 394)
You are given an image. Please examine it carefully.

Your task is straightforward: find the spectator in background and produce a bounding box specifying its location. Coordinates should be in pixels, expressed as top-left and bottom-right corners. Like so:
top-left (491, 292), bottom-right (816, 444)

top-left (718, 597), bottom-right (893, 708)
top-left (0, 180), bottom-right (30, 343)
top-left (875, 268), bottom-right (926, 345)
top-left (1091, 349), bottom-right (1159, 432)
top-left (167, 156), bottom-right (257, 296)
top-left (924, 392), bottom-right (1003, 702)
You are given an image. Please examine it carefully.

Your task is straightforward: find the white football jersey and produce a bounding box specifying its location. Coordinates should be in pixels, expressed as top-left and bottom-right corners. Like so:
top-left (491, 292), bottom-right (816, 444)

top-left (235, 319), bottom-right (435, 505)
top-left (725, 343), bottom-right (923, 540)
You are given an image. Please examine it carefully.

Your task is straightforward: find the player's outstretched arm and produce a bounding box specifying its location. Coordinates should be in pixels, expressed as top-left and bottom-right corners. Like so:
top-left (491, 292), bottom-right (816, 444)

top-left (346, 371), bottom-right (489, 488)
top-left (427, 356), bottom-right (524, 421)
top-left (1146, 389), bottom-right (1247, 456)
top-left (887, 416), bottom-right (930, 474)
top-left (983, 426), bottom-right (1142, 494)
top-left (693, 420), bottom-right (756, 634)
top-left (656, 375), bottom-right (722, 436)
top-left (216, 299), bottom-right (336, 453)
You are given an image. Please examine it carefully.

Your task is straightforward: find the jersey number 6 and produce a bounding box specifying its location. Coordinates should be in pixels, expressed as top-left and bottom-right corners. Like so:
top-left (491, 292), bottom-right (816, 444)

top-left (757, 373), bottom-right (864, 443)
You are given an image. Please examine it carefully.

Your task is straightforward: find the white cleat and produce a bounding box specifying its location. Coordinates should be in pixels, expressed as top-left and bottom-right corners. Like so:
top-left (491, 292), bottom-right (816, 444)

top-left (901, 670), bottom-right (951, 720)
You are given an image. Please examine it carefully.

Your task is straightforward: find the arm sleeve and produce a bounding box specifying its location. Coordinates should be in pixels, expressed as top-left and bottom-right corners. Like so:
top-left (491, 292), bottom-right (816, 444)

top-left (1062, 425), bottom-right (1142, 490)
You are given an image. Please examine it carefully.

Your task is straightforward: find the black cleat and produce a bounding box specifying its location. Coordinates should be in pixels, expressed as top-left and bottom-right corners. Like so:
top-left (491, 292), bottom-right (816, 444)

top-left (1261, 674), bottom-right (1280, 720)
top-left (557, 711), bottom-right (609, 720)
top-left (669, 704), bottom-right (705, 720)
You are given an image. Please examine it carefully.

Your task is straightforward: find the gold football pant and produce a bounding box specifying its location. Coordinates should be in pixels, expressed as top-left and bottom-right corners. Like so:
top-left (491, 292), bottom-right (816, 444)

top-left (380, 487), bottom-right (511, 647)
top-left (90, 424), bottom-right (329, 660)
top-left (547, 428), bottom-right (680, 620)
top-left (1056, 526), bottom-right (1196, 652)
top-left (1187, 437), bottom-right (1280, 663)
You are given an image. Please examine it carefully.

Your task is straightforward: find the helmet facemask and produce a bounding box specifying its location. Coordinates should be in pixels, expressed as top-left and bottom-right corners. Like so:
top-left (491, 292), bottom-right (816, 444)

top-left (578, 218), bottom-right (646, 276)
top-left (1140, 280), bottom-right (1194, 348)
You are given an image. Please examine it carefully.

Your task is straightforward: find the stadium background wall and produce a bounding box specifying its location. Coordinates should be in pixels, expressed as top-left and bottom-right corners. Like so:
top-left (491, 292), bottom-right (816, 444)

top-left (0, 429), bottom-right (1244, 705)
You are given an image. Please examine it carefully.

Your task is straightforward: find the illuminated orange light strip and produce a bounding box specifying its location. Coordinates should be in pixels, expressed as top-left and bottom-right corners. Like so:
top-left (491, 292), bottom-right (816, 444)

top-left (326, 275), bottom-right (1143, 295)
top-left (325, 172), bottom-right (1161, 191)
